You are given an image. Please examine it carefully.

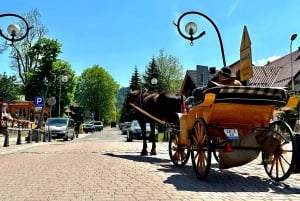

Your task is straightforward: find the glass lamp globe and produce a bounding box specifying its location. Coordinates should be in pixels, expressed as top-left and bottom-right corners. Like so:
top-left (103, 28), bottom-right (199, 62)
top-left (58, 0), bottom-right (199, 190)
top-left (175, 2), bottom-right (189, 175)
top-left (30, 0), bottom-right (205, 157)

top-left (7, 24), bottom-right (21, 37)
top-left (151, 78), bottom-right (158, 85)
top-left (185, 22), bottom-right (197, 36)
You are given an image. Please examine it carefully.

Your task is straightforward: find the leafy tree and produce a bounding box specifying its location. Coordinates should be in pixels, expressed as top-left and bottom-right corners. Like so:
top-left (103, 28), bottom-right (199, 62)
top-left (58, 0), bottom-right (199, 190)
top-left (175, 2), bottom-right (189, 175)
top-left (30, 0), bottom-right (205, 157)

top-left (143, 57), bottom-right (163, 92)
top-left (23, 37), bottom-right (76, 117)
top-left (75, 65), bottom-right (119, 125)
top-left (0, 73), bottom-right (22, 102)
top-left (24, 37), bottom-right (62, 100)
top-left (129, 66), bottom-right (142, 91)
top-left (156, 49), bottom-right (184, 92)
top-left (48, 61), bottom-right (77, 117)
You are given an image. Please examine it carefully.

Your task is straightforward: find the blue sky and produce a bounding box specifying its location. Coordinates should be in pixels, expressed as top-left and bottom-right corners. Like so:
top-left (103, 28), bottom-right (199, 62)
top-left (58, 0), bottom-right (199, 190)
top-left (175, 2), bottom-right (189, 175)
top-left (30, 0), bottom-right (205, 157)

top-left (1, 0), bottom-right (300, 87)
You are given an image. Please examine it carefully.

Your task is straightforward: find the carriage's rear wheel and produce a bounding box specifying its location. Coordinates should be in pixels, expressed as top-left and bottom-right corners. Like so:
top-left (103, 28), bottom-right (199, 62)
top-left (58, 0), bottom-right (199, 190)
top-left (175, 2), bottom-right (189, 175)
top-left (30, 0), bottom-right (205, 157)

top-left (168, 126), bottom-right (190, 166)
top-left (262, 120), bottom-right (296, 182)
top-left (191, 118), bottom-right (211, 179)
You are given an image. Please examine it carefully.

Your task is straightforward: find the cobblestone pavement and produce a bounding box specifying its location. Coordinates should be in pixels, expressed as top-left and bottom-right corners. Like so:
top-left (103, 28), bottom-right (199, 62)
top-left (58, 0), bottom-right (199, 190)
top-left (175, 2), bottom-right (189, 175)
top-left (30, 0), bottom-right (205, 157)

top-left (0, 128), bottom-right (299, 201)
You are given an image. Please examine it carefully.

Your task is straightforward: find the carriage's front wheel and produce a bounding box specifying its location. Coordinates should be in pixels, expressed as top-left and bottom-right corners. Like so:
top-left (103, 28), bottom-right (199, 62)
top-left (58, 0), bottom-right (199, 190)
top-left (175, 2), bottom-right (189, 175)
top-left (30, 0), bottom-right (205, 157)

top-left (168, 127), bottom-right (190, 167)
top-left (191, 118), bottom-right (211, 179)
top-left (262, 120), bottom-right (296, 182)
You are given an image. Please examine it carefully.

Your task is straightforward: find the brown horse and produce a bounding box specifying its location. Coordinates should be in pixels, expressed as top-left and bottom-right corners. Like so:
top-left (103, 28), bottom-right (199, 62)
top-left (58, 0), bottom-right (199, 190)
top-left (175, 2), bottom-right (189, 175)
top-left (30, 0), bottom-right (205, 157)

top-left (126, 88), bottom-right (184, 155)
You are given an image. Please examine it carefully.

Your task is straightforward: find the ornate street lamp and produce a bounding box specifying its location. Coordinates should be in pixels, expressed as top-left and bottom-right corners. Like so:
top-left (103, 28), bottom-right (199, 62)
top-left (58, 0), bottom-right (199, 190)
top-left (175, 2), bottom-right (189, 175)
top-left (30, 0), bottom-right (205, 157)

top-left (174, 11), bottom-right (227, 67)
top-left (290, 33), bottom-right (297, 91)
top-left (59, 75), bottom-right (68, 117)
top-left (0, 13), bottom-right (32, 44)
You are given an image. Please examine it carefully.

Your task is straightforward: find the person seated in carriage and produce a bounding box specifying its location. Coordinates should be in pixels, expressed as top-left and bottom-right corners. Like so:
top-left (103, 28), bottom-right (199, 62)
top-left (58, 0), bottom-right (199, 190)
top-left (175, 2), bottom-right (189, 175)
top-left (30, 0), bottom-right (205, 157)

top-left (187, 67), bottom-right (242, 107)
top-left (215, 67), bottom-right (242, 86)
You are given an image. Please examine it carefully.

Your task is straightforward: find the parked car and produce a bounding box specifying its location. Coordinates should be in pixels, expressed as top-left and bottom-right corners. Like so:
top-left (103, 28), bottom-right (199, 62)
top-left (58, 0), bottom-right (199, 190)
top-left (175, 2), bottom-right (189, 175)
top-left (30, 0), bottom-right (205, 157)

top-left (82, 122), bottom-right (95, 133)
top-left (45, 117), bottom-right (75, 141)
top-left (127, 120), bottom-right (158, 142)
top-left (93, 121), bottom-right (103, 131)
top-left (121, 122), bottom-right (131, 135)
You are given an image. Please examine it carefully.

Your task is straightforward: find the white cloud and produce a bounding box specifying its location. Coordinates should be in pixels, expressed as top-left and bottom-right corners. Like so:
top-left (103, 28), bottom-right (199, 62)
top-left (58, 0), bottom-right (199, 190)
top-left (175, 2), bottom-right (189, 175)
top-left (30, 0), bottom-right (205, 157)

top-left (253, 56), bottom-right (281, 66)
top-left (227, 0), bottom-right (240, 17)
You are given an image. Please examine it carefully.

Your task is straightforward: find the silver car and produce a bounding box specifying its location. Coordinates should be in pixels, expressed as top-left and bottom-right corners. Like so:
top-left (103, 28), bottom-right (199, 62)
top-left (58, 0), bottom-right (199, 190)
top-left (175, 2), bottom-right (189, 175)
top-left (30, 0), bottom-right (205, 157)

top-left (45, 117), bottom-right (75, 141)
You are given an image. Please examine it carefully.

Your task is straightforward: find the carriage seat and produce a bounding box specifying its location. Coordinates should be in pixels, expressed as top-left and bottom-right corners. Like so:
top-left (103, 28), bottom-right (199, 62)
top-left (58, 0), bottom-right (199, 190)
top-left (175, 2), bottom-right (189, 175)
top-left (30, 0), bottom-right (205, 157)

top-left (188, 81), bottom-right (289, 108)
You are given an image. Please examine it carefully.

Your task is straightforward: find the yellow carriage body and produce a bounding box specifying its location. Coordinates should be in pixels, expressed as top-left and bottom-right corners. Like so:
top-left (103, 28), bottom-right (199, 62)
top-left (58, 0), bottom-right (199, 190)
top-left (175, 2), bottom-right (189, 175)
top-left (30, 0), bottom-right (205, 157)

top-left (178, 92), bottom-right (275, 146)
top-left (177, 84), bottom-right (293, 168)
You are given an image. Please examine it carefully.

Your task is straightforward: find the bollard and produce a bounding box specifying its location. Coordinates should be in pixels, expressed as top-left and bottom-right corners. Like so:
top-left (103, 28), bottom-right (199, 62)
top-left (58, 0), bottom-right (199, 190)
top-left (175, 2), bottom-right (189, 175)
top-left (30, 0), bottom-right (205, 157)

top-left (16, 127), bottom-right (22, 145)
top-left (48, 131), bottom-right (51, 142)
top-left (3, 128), bottom-right (9, 147)
top-left (43, 130), bottom-right (47, 142)
top-left (35, 129), bottom-right (39, 143)
top-left (26, 130), bottom-right (32, 143)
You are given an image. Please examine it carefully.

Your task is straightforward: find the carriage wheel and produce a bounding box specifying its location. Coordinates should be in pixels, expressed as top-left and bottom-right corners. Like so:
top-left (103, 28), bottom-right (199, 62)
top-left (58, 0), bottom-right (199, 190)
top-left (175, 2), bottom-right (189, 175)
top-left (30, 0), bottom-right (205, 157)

top-left (190, 118), bottom-right (211, 179)
top-left (262, 120), bottom-right (296, 182)
top-left (168, 127), bottom-right (190, 166)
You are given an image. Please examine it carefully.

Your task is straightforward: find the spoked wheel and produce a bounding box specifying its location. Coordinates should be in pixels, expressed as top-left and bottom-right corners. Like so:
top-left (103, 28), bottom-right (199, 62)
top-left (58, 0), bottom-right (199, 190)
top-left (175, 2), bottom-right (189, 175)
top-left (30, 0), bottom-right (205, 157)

top-left (262, 120), bottom-right (296, 182)
top-left (191, 118), bottom-right (211, 179)
top-left (168, 126), bottom-right (190, 166)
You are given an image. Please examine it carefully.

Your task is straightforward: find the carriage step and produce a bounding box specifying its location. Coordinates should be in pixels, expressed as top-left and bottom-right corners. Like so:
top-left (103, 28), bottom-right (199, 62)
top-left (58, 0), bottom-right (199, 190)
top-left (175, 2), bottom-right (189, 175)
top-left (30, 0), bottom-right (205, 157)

top-left (294, 133), bottom-right (300, 173)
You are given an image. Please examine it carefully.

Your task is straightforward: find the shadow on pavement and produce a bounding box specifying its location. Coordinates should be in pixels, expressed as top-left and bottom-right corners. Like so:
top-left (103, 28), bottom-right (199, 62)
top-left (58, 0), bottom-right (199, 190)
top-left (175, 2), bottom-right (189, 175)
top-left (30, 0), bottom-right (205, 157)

top-left (104, 152), bottom-right (300, 194)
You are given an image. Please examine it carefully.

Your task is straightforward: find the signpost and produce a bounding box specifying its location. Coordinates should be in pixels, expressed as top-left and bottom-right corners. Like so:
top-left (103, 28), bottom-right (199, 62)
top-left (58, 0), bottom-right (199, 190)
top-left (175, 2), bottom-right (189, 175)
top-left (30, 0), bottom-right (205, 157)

top-left (34, 96), bottom-right (44, 113)
top-left (240, 25), bottom-right (253, 81)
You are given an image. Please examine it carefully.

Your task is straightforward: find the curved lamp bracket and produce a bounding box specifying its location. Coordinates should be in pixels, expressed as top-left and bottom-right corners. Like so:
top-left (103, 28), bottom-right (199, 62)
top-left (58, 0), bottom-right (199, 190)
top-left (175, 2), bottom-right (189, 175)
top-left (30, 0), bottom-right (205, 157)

top-left (0, 13), bottom-right (32, 44)
top-left (174, 11), bottom-right (226, 67)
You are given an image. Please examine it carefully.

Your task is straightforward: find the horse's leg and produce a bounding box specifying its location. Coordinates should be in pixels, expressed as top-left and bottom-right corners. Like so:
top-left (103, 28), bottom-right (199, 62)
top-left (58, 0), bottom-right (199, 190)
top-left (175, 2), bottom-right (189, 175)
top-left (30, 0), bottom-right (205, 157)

top-left (150, 122), bottom-right (157, 155)
top-left (139, 121), bottom-right (148, 156)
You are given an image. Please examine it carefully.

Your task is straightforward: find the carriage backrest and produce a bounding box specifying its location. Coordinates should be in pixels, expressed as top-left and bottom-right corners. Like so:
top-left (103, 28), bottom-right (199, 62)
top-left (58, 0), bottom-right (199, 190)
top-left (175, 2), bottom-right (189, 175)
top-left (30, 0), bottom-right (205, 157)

top-left (203, 82), bottom-right (289, 108)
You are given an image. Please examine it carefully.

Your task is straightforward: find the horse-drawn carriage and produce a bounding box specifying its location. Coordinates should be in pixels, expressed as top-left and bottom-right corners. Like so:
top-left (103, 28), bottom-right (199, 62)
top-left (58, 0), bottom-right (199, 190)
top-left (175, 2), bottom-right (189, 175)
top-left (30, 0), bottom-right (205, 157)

top-left (128, 82), bottom-right (300, 182)
top-left (167, 82), bottom-right (300, 182)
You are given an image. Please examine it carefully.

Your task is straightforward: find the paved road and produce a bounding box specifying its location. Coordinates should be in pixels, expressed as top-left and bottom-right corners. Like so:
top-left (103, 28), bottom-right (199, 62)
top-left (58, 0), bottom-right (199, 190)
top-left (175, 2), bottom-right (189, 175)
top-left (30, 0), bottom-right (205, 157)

top-left (0, 127), bottom-right (299, 201)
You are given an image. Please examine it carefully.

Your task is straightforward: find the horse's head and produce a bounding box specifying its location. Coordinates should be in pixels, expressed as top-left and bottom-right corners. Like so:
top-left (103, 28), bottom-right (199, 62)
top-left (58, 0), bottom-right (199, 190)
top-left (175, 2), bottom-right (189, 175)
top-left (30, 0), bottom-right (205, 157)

top-left (126, 88), bottom-right (152, 106)
top-left (126, 90), bottom-right (141, 106)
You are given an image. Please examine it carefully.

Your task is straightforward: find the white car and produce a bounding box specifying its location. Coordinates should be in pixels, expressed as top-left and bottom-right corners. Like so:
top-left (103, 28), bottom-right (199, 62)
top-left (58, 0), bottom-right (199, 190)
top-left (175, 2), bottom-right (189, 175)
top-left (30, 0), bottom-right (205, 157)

top-left (82, 122), bottom-right (95, 133)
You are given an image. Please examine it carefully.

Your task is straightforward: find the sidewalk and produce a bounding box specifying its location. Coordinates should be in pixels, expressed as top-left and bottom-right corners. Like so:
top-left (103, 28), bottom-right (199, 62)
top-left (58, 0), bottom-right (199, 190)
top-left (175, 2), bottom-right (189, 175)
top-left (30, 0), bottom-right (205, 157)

top-left (0, 131), bottom-right (90, 155)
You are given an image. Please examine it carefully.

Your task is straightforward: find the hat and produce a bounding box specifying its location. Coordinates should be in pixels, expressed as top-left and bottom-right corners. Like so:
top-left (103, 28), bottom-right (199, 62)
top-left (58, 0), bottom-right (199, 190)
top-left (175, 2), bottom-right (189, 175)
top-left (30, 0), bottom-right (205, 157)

top-left (219, 67), bottom-right (236, 78)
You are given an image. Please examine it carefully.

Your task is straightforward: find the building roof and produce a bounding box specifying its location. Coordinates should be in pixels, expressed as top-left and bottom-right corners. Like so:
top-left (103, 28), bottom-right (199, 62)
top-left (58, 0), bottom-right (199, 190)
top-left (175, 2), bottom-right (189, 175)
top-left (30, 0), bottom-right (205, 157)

top-left (249, 47), bottom-right (300, 88)
top-left (182, 47), bottom-right (300, 90)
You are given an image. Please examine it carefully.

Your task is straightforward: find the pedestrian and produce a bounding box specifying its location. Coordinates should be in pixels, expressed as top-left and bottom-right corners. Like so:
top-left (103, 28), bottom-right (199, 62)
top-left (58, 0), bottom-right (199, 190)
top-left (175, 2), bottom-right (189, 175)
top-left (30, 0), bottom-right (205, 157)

top-left (75, 121), bottom-right (80, 138)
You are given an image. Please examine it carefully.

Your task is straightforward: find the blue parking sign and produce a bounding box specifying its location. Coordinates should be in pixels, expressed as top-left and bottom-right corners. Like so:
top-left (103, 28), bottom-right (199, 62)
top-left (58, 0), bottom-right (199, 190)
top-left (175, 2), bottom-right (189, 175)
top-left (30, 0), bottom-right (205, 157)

top-left (34, 96), bottom-right (44, 107)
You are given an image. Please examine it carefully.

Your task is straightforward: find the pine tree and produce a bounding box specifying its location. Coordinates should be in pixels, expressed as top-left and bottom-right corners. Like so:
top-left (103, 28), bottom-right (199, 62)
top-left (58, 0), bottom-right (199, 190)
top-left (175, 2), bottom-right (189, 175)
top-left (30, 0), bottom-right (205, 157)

top-left (143, 57), bottom-right (163, 92)
top-left (129, 66), bottom-right (142, 91)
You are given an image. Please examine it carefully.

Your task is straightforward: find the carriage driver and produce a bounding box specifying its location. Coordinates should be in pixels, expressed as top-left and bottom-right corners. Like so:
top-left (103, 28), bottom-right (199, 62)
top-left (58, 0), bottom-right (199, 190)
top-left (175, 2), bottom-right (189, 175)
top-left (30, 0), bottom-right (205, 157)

top-left (216, 67), bottom-right (242, 86)
top-left (188, 67), bottom-right (242, 106)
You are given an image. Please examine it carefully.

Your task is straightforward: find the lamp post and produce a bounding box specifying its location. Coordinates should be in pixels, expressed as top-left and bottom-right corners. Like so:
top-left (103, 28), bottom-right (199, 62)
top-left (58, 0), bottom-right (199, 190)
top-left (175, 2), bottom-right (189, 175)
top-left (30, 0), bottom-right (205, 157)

top-left (174, 11), bottom-right (227, 67)
top-left (58, 75), bottom-right (68, 117)
top-left (0, 13), bottom-right (32, 44)
top-left (290, 33), bottom-right (297, 92)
